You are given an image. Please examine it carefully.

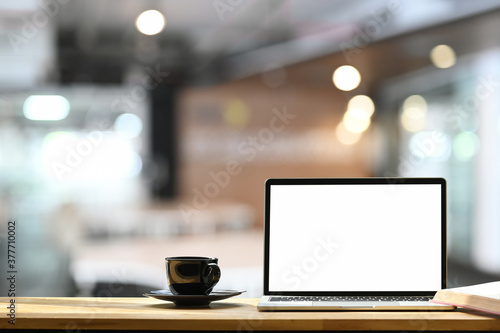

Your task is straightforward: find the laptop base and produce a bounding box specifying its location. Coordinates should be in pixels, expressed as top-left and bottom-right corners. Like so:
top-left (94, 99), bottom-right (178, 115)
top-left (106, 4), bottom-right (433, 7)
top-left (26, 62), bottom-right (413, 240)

top-left (257, 296), bottom-right (455, 311)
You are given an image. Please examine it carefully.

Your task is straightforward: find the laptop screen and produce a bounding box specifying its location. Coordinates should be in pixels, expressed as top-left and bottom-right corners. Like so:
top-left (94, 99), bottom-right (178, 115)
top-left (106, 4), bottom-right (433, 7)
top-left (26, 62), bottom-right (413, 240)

top-left (265, 178), bottom-right (446, 295)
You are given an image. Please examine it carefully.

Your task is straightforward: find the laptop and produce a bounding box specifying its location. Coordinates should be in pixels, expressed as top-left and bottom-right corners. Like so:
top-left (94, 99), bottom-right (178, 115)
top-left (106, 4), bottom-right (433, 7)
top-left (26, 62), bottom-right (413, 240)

top-left (258, 177), bottom-right (455, 311)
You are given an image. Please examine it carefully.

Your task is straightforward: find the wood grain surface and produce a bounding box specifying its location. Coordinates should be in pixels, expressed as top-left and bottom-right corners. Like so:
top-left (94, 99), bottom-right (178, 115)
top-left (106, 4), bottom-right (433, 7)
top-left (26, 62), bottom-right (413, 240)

top-left (1, 297), bottom-right (500, 331)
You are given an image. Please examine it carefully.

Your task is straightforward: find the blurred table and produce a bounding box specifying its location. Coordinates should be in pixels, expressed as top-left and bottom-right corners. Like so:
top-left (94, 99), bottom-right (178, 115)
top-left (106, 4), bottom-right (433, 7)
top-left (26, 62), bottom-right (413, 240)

top-left (2, 297), bottom-right (500, 331)
top-left (70, 230), bottom-right (264, 297)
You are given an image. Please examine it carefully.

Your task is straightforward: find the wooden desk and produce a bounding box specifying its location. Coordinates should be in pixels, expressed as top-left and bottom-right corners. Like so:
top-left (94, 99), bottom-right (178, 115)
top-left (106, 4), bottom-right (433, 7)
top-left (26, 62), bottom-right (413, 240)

top-left (2, 297), bottom-right (500, 331)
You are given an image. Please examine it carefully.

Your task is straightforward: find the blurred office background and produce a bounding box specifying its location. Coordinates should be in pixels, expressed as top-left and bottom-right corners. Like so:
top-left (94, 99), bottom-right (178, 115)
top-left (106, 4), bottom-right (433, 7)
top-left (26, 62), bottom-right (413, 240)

top-left (1, 0), bottom-right (500, 297)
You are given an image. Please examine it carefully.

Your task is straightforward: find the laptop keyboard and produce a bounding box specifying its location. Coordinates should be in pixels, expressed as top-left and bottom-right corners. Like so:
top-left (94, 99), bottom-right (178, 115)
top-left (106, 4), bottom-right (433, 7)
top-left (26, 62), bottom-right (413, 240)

top-left (269, 296), bottom-right (433, 302)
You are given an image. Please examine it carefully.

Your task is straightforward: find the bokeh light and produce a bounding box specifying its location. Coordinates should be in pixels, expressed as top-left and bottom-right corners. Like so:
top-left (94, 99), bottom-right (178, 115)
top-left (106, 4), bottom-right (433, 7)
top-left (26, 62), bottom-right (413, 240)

top-left (343, 108), bottom-right (371, 133)
top-left (401, 95), bottom-right (427, 132)
top-left (222, 99), bottom-right (250, 128)
top-left (332, 65), bottom-right (361, 91)
top-left (114, 113), bottom-right (143, 139)
top-left (347, 95), bottom-right (375, 117)
top-left (23, 95), bottom-right (70, 121)
top-left (42, 131), bottom-right (143, 180)
top-left (453, 131), bottom-right (480, 162)
top-left (430, 44), bottom-right (456, 69)
top-left (339, 94), bottom-right (375, 138)
top-left (135, 10), bottom-right (165, 36)
top-left (336, 121), bottom-right (361, 145)
top-left (403, 94), bottom-right (427, 110)
top-left (409, 131), bottom-right (451, 162)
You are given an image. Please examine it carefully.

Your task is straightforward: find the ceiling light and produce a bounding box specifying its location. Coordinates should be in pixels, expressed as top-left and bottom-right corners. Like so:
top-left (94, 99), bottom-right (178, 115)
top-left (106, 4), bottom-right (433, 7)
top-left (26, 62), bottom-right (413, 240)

top-left (23, 95), bottom-right (70, 121)
top-left (135, 10), bottom-right (165, 36)
top-left (332, 65), bottom-right (361, 91)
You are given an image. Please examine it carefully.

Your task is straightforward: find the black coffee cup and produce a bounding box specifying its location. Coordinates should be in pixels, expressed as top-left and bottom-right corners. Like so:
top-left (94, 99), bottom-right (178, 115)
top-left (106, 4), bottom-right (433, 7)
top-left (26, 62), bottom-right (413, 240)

top-left (166, 256), bottom-right (221, 295)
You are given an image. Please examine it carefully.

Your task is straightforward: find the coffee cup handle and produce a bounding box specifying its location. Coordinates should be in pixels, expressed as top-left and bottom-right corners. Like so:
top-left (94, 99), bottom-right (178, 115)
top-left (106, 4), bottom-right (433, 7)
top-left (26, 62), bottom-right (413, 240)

top-left (202, 263), bottom-right (221, 285)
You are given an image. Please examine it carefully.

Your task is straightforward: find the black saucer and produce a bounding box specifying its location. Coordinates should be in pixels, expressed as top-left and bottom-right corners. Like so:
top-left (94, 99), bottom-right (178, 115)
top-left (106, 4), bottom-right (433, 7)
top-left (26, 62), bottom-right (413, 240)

top-left (143, 289), bottom-right (245, 306)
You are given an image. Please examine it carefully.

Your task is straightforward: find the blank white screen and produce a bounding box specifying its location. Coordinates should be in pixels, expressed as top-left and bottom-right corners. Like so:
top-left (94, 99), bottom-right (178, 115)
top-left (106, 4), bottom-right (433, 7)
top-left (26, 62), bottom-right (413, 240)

top-left (268, 184), bottom-right (442, 292)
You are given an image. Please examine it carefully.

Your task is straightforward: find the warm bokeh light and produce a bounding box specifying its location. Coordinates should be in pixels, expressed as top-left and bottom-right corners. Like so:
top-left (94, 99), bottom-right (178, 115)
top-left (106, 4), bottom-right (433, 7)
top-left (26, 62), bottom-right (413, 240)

top-left (401, 107), bottom-right (426, 132)
top-left (223, 99), bottom-right (250, 128)
top-left (343, 108), bottom-right (371, 133)
top-left (347, 95), bottom-right (375, 117)
top-left (23, 95), bottom-right (70, 121)
top-left (403, 94), bottom-right (427, 110)
top-left (336, 121), bottom-right (361, 145)
top-left (430, 44), bottom-right (456, 69)
top-left (135, 10), bottom-right (165, 36)
top-left (401, 95), bottom-right (427, 132)
top-left (332, 65), bottom-right (361, 91)
top-left (339, 94), bottom-right (375, 136)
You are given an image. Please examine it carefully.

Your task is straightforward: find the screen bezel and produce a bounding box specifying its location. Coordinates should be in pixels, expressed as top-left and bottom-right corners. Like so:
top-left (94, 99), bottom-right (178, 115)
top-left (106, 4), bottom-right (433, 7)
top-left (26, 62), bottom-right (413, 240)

top-left (263, 177), bottom-right (447, 296)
